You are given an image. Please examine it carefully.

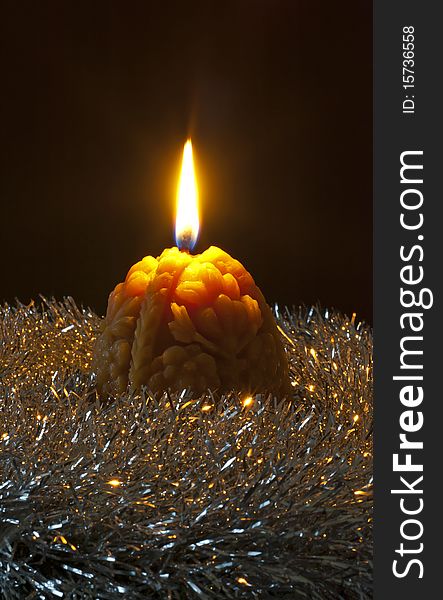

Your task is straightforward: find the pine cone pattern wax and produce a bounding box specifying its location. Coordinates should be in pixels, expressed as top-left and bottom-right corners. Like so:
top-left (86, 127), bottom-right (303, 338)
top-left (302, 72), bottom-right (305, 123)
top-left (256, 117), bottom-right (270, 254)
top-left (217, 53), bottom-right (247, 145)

top-left (93, 246), bottom-right (290, 396)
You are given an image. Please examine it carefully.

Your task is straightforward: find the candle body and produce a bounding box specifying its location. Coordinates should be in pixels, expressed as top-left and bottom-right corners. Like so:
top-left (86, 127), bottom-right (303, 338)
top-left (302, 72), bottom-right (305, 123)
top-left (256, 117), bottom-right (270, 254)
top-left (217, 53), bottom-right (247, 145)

top-left (93, 246), bottom-right (290, 396)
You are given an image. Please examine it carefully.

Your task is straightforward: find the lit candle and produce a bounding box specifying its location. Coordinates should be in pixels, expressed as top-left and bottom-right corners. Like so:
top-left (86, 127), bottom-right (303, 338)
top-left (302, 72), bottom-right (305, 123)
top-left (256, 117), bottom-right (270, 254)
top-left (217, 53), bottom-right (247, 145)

top-left (93, 140), bottom-right (290, 396)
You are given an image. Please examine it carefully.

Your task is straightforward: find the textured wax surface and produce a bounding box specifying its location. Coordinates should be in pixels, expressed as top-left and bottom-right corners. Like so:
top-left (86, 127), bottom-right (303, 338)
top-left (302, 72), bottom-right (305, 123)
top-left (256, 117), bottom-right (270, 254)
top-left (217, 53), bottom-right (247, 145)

top-left (0, 298), bottom-right (372, 599)
top-left (93, 246), bottom-right (290, 397)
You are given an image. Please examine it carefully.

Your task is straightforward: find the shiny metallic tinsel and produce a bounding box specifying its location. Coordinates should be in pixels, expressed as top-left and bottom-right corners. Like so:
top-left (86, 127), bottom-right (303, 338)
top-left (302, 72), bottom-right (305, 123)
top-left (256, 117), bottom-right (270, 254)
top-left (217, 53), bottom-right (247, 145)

top-left (0, 298), bottom-right (372, 599)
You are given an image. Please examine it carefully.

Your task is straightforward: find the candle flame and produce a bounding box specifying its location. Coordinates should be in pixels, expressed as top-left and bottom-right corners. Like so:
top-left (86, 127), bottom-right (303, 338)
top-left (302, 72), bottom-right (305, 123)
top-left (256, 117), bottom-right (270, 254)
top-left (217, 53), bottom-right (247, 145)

top-left (175, 139), bottom-right (199, 251)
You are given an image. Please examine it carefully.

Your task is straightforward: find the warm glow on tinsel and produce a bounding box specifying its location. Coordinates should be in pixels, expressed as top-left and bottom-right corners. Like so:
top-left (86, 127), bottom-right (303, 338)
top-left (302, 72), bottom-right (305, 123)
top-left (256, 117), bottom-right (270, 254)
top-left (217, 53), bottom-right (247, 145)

top-left (0, 298), bottom-right (372, 598)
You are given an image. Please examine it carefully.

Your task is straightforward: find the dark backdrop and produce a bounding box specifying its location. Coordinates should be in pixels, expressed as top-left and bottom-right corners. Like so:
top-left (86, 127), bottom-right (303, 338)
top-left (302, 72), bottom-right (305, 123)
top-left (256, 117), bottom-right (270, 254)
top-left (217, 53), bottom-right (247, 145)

top-left (0, 1), bottom-right (372, 323)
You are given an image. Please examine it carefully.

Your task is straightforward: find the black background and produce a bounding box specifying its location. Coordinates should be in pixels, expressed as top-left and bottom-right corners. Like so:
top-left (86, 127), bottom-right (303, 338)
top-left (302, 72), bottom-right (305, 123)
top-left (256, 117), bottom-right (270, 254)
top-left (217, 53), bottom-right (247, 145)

top-left (0, 1), bottom-right (372, 321)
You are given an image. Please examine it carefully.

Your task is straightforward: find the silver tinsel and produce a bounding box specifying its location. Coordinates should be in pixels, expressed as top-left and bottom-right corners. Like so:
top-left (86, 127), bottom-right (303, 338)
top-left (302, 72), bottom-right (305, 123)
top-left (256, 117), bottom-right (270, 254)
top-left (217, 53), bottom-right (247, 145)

top-left (0, 298), bottom-right (372, 599)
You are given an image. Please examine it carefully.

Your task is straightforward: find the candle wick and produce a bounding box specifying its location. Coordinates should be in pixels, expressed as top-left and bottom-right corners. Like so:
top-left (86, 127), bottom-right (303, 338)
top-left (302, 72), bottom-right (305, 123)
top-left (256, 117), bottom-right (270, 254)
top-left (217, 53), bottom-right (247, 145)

top-left (178, 230), bottom-right (193, 253)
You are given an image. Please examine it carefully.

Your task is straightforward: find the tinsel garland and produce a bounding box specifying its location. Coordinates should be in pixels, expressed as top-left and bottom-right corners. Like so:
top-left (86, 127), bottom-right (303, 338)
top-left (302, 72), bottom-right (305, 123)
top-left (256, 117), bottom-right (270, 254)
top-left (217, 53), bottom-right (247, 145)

top-left (0, 298), bottom-right (372, 599)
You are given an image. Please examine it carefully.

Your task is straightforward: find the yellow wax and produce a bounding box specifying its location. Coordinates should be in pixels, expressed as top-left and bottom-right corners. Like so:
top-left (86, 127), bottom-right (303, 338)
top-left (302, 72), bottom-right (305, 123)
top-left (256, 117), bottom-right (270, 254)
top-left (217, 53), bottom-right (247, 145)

top-left (93, 246), bottom-right (290, 397)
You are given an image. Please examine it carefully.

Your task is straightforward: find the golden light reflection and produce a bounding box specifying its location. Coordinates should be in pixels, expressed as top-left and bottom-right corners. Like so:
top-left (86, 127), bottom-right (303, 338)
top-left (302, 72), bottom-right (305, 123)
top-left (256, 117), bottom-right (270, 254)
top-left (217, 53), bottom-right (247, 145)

top-left (107, 479), bottom-right (121, 487)
top-left (354, 490), bottom-right (371, 496)
top-left (175, 139), bottom-right (199, 251)
top-left (242, 396), bottom-right (253, 408)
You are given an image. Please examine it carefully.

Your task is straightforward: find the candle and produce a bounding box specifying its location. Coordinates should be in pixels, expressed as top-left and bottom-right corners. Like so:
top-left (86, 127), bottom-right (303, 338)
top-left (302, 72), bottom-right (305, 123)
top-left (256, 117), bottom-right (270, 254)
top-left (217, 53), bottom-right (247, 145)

top-left (93, 141), bottom-right (290, 397)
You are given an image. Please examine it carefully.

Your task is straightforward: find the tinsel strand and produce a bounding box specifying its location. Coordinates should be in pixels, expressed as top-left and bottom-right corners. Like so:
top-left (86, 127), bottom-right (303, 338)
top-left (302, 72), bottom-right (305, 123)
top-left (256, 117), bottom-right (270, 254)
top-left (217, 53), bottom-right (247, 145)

top-left (0, 298), bottom-right (372, 599)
